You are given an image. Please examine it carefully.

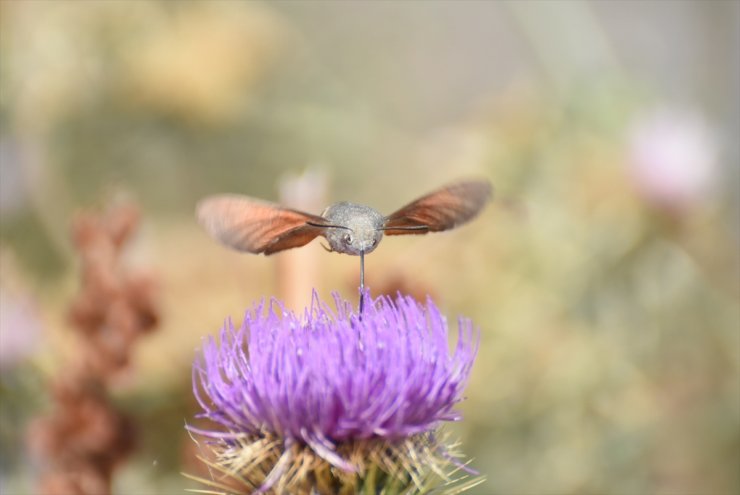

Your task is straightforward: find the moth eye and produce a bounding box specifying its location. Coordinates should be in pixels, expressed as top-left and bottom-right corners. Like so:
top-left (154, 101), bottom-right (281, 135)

top-left (343, 233), bottom-right (353, 245)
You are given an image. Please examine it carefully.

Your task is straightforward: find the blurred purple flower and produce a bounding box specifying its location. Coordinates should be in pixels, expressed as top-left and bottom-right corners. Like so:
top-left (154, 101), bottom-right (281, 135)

top-left (628, 108), bottom-right (719, 211)
top-left (189, 291), bottom-right (479, 494)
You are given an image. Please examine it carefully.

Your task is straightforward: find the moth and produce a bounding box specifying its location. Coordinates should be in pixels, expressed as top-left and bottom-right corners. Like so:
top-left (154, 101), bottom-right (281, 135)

top-left (197, 179), bottom-right (492, 308)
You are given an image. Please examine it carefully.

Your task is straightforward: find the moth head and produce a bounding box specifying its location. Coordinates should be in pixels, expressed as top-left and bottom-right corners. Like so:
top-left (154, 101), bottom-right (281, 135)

top-left (333, 225), bottom-right (382, 255)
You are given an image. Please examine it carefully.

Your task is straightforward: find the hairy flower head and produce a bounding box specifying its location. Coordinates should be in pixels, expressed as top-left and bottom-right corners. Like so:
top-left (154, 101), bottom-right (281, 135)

top-left (188, 291), bottom-right (480, 494)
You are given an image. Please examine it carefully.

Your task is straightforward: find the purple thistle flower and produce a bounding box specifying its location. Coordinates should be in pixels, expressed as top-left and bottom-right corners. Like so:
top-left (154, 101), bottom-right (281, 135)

top-left (188, 291), bottom-right (480, 494)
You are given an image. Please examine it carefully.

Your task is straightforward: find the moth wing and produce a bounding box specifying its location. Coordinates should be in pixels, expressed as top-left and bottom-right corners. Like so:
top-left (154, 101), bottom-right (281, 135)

top-left (263, 224), bottom-right (326, 255)
top-left (196, 195), bottom-right (327, 255)
top-left (383, 180), bottom-right (492, 235)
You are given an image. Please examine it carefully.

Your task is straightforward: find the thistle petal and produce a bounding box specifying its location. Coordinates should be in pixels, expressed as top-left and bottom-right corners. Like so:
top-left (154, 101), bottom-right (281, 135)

top-left (188, 290), bottom-right (481, 494)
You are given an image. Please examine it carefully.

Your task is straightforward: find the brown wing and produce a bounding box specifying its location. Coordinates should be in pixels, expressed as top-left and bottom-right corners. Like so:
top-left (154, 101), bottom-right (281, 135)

top-left (262, 224), bottom-right (325, 254)
top-left (196, 195), bottom-right (327, 255)
top-left (383, 180), bottom-right (492, 235)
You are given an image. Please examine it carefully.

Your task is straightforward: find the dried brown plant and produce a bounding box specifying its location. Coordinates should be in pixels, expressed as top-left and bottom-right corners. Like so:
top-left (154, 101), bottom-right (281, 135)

top-left (28, 203), bottom-right (159, 495)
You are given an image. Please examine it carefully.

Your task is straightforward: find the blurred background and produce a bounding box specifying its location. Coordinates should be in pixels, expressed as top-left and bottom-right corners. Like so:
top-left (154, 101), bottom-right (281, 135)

top-left (1, 1), bottom-right (738, 494)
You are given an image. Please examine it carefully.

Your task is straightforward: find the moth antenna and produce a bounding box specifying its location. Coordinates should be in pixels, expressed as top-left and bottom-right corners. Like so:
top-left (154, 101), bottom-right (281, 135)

top-left (307, 221), bottom-right (352, 230)
top-left (377, 225), bottom-right (429, 232)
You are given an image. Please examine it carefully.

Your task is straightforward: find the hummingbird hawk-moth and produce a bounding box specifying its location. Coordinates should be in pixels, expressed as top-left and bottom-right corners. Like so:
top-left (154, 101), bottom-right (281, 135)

top-left (197, 179), bottom-right (492, 308)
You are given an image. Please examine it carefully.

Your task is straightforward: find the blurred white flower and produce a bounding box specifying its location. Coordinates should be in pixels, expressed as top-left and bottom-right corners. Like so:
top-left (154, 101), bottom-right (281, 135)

top-left (0, 289), bottom-right (43, 369)
top-left (628, 108), bottom-right (719, 211)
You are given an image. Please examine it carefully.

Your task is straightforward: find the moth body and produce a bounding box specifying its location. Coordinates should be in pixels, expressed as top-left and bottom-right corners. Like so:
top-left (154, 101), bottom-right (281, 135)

top-left (197, 179), bottom-right (492, 311)
top-left (321, 202), bottom-right (385, 255)
top-left (197, 180), bottom-right (492, 257)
